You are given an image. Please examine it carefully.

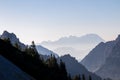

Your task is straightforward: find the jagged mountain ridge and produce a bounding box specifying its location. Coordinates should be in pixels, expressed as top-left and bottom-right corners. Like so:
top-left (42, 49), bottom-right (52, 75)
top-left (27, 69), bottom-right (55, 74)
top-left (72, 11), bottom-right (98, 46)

top-left (0, 31), bottom-right (26, 50)
top-left (0, 31), bottom-right (58, 57)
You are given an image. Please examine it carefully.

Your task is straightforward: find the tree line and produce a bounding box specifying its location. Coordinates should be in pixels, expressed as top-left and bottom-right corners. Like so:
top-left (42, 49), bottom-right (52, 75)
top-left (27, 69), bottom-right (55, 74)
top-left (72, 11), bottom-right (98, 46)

top-left (0, 38), bottom-right (93, 80)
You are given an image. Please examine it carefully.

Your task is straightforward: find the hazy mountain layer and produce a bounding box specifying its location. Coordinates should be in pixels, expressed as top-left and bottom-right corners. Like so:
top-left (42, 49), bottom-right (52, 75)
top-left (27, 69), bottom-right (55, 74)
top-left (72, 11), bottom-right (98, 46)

top-left (40, 34), bottom-right (105, 60)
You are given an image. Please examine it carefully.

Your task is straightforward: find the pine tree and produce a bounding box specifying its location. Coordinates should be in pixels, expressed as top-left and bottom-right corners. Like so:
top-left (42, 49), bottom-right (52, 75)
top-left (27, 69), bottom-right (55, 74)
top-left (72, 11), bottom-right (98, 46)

top-left (29, 41), bottom-right (39, 58)
top-left (59, 59), bottom-right (68, 80)
top-left (68, 74), bottom-right (72, 80)
top-left (0, 39), bottom-right (73, 80)
top-left (46, 55), bottom-right (58, 68)
top-left (73, 75), bottom-right (81, 80)
top-left (89, 75), bottom-right (92, 80)
top-left (60, 59), bottom-right (67, 74)
top-left (14, 42), bottom-right (21, 50)
top-left (82, 74), bottom-right (85, 80)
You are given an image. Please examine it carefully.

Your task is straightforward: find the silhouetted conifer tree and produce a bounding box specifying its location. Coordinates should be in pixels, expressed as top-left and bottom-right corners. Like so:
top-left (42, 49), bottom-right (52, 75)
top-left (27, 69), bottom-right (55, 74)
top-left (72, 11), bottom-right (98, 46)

top-left (68, 74), bottom-right (72, 80)
top-left (73, 75), bottom-right (81, 80)
top-left (89, 75), bottom-right (92, 80)
top-left (46, 55), bottom-right (58, 68)
top-left (82, 74), bottom-right (85, 80)
top-left (14, 42), bottom-right (21, 50)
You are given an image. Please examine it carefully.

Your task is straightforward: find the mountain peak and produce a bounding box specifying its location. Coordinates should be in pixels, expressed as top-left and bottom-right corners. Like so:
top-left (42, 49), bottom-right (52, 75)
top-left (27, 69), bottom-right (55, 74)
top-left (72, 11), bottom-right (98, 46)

top-left (3, 30), bottom-right (9, 34)
top-left (1, 31), bottom-right (19, 43)
top-left (3, 30), bottom-right (16, 36)
top-left (0, 31), bottom-right (26, 50)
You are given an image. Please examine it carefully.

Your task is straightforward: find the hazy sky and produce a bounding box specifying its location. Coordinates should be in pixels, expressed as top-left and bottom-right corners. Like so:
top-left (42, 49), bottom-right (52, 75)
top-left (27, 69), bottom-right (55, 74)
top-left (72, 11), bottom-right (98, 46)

top-left (0, 0), bottom-right (120, 44)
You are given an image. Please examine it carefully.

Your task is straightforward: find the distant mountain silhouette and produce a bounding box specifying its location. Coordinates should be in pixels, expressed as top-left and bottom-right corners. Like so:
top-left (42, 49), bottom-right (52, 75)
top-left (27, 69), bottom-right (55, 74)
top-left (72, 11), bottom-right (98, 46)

top-left (81, 35), bottom-right (120, 80)
top-left (40, 34), bottom-right (105, 60)
top-left (41, 34), bottom-right (105, 45)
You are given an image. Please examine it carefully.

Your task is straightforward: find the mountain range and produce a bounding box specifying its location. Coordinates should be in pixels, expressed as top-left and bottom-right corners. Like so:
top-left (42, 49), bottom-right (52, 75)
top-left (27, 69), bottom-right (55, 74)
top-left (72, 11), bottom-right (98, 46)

top-left (0, 30), bottom-right (102, 80)
top-left (40, 34), bottom-right (105, 60)
top-left (81, 35), bottom-right (120, 80)
top-left (1, 30), bottom-right (120, 80)
top-left (41, 34), bottom-right (104, 45)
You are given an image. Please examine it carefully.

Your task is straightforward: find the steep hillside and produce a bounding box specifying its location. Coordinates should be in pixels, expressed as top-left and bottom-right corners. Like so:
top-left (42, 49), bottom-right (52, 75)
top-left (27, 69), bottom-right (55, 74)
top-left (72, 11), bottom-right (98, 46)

top-left (81, 35), bottom-right (120, 80)
top-left (96, 35), bottom-right (120, 80)
top-left (0, 55), bottom-right (34, 80)
top-left (81, 41), bottom-right (115, 72)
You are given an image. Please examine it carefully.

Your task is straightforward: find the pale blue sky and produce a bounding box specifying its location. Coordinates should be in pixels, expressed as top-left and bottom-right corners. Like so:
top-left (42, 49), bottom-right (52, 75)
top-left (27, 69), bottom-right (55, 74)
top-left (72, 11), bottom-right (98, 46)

top-left (0, 0), bottom-right (120, 44)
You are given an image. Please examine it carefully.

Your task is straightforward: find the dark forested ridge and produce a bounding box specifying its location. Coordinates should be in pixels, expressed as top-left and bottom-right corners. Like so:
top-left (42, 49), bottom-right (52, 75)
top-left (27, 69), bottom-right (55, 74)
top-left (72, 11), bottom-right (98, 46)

top-left (0, 39), bottom-right (94, 80)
